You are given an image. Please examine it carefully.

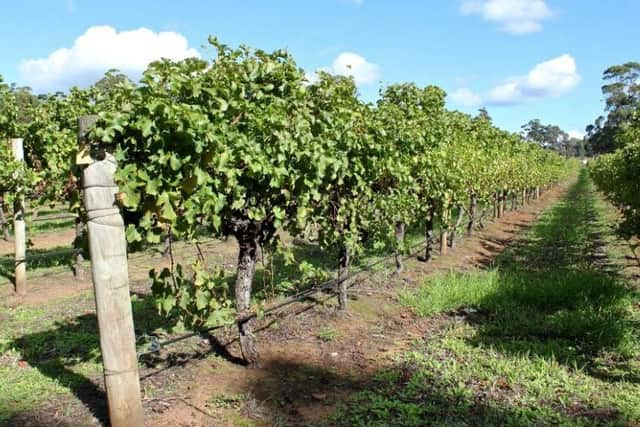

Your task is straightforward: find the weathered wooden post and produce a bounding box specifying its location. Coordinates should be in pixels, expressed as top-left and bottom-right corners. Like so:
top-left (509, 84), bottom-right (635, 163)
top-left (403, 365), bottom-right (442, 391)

top-left (78, 116), bottom-right (144, 427)
top-left (12, 138), bottom-right (26, 295)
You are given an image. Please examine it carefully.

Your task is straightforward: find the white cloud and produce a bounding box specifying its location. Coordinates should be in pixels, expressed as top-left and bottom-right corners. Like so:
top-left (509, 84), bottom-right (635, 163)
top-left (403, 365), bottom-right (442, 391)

top-left (19, 25), bottom-right (200, 93)
top-left (488, 54), bottom-right (580, 104)
top-left (451, 88), bottom-right (482, 107)
top-left (309, 51), bottom-right (380, 87)
top-left (568, 129), bottom-right (585, 139)
top-left (451, 54), bottom-right (580, 107)
top-left (460, 0), bottom-right (552, 34)
top-left (329, 52), bottom-right (380, 86)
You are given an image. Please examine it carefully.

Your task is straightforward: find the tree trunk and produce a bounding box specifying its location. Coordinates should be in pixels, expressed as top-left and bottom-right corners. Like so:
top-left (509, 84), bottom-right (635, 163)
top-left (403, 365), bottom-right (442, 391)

top-left (0, 195), bottom-right (10, 241)
top-left (535, 186), bottom-right (540, 199)
top-left (467, 194), bottom-right (477, 235)
top-left (493, 193), bottom-right (499, 219)
top-left (235, 231), bottom-right (260, 366)
top-left (499, 192), bottom-right (506, 217)
top-left (31, 207), bottom-right (39, 221)
top-left (449, 206), bottom-right (464, 248)
top-left (511, 193), bottom-right (517, 211)
top-left (337, 246), bottom-right (350, 311)
top-left (419, 214), bottom-right (434, 262)
top-left (394, 222), bottom-right (405, 274)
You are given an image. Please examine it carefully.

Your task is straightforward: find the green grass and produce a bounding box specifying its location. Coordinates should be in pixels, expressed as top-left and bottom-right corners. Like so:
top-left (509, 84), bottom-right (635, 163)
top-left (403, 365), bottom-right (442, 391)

top-left (317, 326), bottom-right (341, 342)
top-left (328, 170), bottom-right (640, 426)
top-left (27, 217), bottom-right (76, 234)
top-left (0, 291), bottom-right (176, 423)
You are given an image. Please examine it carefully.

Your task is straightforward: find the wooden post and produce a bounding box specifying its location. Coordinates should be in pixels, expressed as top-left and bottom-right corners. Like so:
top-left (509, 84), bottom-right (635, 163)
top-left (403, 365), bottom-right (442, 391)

top-left (12, 138), bottom-right (26, 296)
top-left (440, 230), bottom-right (448, 255)
top-left (78, 116), bottom-right (144, 427)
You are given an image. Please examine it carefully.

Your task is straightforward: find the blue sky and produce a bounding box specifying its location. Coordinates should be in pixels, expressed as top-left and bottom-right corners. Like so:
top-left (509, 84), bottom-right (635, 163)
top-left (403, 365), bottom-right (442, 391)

top-left (0, 0), bottom-right (638, 136)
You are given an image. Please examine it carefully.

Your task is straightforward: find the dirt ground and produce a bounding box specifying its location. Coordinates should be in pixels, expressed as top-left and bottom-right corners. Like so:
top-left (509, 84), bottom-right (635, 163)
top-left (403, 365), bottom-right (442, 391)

top-left (2, 182), bottom-right (576, 427)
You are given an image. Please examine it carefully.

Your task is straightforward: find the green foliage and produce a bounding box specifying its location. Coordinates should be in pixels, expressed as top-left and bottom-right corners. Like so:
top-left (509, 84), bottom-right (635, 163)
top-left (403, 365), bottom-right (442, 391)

top-left (1, 38), bottom-right (572, 334)
top-left (590, 141), bottom-right (640, 240)
top-left (0, 76), bottom-right (41, 204)
top-left (151, 262), bottom-right (235, 330)
top-left (307, 73), bottom-right (384, 259)
top-left (90, 37), bottom-right (569, 329)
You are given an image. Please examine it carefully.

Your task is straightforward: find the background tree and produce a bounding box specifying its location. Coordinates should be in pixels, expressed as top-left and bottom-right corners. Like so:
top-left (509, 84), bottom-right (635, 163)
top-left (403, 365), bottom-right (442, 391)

top-left (521, 119), bottom-right (573, 155)
top-left (586, 61), bottom-right (640, 154)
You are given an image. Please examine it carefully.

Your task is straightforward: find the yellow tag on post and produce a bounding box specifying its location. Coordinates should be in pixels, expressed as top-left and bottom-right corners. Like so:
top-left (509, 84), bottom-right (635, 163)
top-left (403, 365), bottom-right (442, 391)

top-left (76, 146), bottom-right (92, 165)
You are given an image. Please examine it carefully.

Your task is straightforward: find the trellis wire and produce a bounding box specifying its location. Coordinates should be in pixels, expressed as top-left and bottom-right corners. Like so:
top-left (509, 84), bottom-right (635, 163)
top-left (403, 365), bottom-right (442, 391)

top-left (136, 234), bottom-right (438, 358)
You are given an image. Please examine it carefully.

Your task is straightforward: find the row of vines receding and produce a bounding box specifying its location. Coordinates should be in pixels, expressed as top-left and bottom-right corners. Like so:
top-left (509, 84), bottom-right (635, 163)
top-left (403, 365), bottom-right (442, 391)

top-left (1, 38), bottom-right (574, 365)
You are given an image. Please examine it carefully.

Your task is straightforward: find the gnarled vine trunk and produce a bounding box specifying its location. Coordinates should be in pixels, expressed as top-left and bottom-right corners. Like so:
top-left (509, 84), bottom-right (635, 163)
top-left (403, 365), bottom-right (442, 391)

top-left (235, 228), bottom-right (260, 366)
top-left (74, 216), bottom-right (85, 280)
top-left (162, 233), bottom-right (171, 258)
top-left (419, 212), bottom-right (434, 262)
top-left (394, 222), bottom-right (405, 274)
top-left (0, 195), bottom-right (10, 241)
top-left (467, 194), bottom-right (477, 236)
top-left (337, 246), bottom-right (350, 311)
top-left (448, 206), bottom-right (464, 248)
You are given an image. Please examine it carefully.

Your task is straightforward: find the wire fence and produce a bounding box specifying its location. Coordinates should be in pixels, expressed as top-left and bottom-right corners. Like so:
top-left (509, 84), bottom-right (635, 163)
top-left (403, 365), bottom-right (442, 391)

top-left (0, 233), bottom-right (226, 285)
